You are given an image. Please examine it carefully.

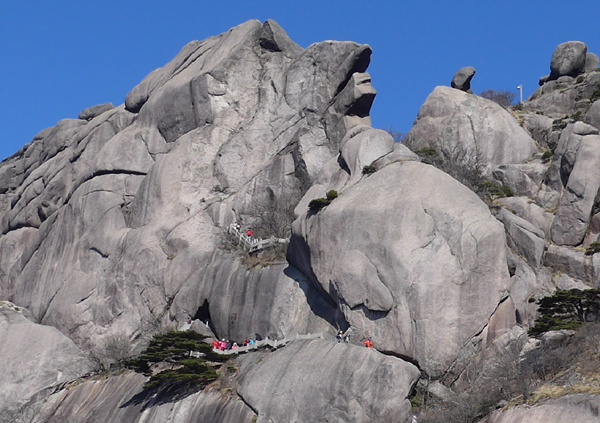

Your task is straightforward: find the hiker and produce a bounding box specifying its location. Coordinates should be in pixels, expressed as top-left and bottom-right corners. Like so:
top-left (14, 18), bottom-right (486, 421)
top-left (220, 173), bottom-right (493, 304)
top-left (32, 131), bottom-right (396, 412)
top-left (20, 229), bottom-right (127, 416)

top-left (248, 339), bottom-right (255, 346)
top-left (187, 317), bottom-right (192, 325)
top-left (212, 339), bottom-right (220, 350)
top-left (336, 331), bottom-right (343, 342)
top-left (246, 229), bottom-right (253, 240)
top-left (363, 337), bottom-right (373, 349)
top-left (243, 338), bottom-right (250, 346)
top-left (344, 334), bottom-right (350, 343)
top-left (220, 339), bottom-right (227, 350)
top-left (232, 342), bottom-right (238, 350)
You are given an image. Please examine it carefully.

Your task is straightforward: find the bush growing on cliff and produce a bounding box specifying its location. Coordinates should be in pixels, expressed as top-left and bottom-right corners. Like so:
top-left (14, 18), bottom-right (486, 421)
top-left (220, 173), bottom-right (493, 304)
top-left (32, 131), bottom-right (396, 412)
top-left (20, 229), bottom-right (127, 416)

top-left (480, 89), bottom-right (517, 108)
top-left (529, 289), bottom-right (600, 336)
top-left (126, 331), bottom-right (227, 392)
top-left (308, 190), bottom-right (338, 212)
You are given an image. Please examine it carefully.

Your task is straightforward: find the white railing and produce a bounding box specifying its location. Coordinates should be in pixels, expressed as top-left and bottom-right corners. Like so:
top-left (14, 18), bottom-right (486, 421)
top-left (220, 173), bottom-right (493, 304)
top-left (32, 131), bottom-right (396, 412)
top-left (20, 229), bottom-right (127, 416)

top-left (227, 223), bottom-right (288, 253)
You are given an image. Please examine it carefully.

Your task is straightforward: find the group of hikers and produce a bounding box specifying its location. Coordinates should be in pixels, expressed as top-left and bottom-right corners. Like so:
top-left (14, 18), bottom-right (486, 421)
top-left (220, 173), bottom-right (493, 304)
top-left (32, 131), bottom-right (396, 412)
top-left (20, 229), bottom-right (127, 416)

top-left (211, 329), bottom-right (375, 352)
top-left (212, 334), bottom-right (265, 351)
top-left (336, 331), bottom-right (373, 348)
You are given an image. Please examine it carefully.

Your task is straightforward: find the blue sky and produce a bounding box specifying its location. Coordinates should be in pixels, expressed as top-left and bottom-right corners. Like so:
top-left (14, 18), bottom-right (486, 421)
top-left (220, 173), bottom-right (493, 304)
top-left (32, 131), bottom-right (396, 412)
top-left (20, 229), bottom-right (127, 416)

top-left (1, 1), bottom-right (599, 161)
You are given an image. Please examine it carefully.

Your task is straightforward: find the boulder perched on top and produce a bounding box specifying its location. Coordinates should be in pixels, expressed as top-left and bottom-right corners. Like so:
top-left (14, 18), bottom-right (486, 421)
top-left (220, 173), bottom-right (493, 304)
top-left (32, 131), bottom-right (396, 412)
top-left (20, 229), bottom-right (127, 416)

top-left (404, 86), bottom-right (537, 174)
top-left (585, 52), bottom-right (600, 72)
top-left (451, 66), bottom-right (476, 92)
top-left (549, 41), bottom-right (588, 80)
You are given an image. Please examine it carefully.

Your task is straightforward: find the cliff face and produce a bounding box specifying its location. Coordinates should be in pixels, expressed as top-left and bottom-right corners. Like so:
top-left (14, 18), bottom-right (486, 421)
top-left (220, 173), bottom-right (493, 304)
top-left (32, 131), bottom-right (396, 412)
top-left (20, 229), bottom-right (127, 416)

top-left (1, 20), bottom-right (600, 423)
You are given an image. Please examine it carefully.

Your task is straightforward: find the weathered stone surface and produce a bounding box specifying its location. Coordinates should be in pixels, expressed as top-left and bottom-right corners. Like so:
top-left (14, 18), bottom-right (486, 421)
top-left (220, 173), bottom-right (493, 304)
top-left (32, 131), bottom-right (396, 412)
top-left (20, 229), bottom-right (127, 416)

top-left (550, 131), bottom-right (600, 245)
top-left (585, 52), bottom-right (599, 73)
top-left (497, 196), bottom-right (554, 238)
top-left (497, 208), bottom-right (545, 269)
top-left (543, 244), bottom-right (596, 287)
top-left (30, 372), bottom-right (255, 423)
top-left (550, 41), bottom-right (587, 80)
top-left (481, 394), bottom-right (600, 423)
top-left (451, 66), bottom-right (476, 92)
top-left (585, 99), bottom-right (600, 130)
top-left (290, 160), bottom-right (511, 377)
top-left (78, 102), bottom-right (114, 120)
top-left (0, 302), bottom-right (93, 416)
top-left (492, 162), bottom-right (547, 197)
top-left (237, 339), bottom-right (420, 423)
top-left (521, 112), bottom-right (554, 147)
top-left (404, 86), bottom-right (537, 174)
top-left (526, 71), bottom-right (600, 118)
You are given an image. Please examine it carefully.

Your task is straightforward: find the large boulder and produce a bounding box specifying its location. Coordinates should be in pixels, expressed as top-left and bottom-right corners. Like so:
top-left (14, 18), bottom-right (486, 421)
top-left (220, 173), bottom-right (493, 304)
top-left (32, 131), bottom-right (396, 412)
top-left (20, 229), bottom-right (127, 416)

top-left (290, 160), bottom-right (511, 377)
top-left (237, 339), bottom-right (420, 423)
top-left (29, 372), bottom-right (255, 423)
top-left (404, 86), bottom-right (537, 174)
top-left (0, 302), bottom-right (94, 417)
top-left (550, 41), bottom-right (588, 80)
top-left (451, 66), bottom-right (476, 92)
top-left (549, 123), bottom-right (600, 245)
top-left (585, 52), bottom-right (600, 73)
top-left (481, 394), bottom-right (600, 423)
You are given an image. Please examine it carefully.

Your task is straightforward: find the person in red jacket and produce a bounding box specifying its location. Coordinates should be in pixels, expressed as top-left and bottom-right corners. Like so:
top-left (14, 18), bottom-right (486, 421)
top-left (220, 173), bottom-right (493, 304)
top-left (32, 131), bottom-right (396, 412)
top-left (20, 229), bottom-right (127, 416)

top-left (363, 337), bottom-right (373, 349)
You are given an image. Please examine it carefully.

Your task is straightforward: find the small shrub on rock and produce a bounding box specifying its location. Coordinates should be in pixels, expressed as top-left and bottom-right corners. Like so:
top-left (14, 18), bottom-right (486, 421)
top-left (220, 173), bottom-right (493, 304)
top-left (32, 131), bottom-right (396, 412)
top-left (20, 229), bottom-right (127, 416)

top-left (308, 190), bottom-right (338, 212)
top-left (542, 150), bottom-right (554, 163)
top-left (362, 165), bottom-right (377, 175)
top-left (591, 85), bottom-right (600, 103)
top-left (585, 242), bottom-right (600, 256)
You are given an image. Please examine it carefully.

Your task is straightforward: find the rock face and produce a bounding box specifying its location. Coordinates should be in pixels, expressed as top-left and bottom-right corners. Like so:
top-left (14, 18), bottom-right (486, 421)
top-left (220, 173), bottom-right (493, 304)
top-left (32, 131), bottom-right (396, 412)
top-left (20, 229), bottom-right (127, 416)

top-left (0, 19), bottom-right (366, 357)
top-left (0, 302), bottom-right (93, 417)
top-left (3, 22), bottom-right (600, 423)
top-left (31, 372), bottom-right (255, 423)
top-left (290, 160), bottom-right (511, 378)
top-left (451, 66), bottom-right (476, 92)
top-left (237, 339), bottom-right (420, 423)
top-left (404, 86), bottom-right (537, 174)
top-left (550, 41), bottom-right (588, 80)
top-left (481, 394), bottom-right (600, 423)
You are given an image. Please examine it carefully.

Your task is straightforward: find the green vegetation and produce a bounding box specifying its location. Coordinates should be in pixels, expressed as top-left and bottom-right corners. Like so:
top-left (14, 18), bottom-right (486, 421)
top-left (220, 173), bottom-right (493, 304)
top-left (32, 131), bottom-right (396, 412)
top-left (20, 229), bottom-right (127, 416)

top-left (528, 289), bottom-right (600, 336)
top-left (541, 150), bottom-right (553, 163)
top-left (479, 181), bottom-right (514, 199)
top-left (362, 165), bottom-right (377, 175)
top-left (126, 331), bottom-right (228, 392)
top-left (308, 190), bottom-right (338, 212)
top-left (591, 84), bottom-right (600, 103)
top-left (585, 242), bottom-right (600, 256)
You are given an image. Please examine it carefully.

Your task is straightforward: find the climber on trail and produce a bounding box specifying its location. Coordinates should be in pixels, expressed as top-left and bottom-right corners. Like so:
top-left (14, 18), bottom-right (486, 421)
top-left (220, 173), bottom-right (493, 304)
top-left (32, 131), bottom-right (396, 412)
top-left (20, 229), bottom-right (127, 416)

top-left (336, 331), bottom-right (343, 342)
top-left (363, 337), bottom-right (373, 349)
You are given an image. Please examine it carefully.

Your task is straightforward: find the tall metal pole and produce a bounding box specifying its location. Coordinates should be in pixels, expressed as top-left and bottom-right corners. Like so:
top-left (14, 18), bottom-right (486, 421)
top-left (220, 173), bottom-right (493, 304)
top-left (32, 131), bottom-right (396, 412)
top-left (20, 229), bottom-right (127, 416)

top-left (516, 84), bottom-right (523, 103)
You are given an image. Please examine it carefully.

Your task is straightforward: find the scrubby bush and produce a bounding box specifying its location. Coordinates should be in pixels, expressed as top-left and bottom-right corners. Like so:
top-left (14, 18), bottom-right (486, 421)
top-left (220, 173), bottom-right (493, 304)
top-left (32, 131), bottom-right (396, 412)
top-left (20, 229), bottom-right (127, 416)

top-left (529, 289), bottom-right (600, 336)
top-left (126, 331), bottom-right (227, 392)
top-left (480, 89), bottom-right (517, 108)
top-left (585, 242), bottom-right (600, 256)
top-left (308, 190), bottom-right (338, 212)
top-left (362, 165), bottom-right (377, 175)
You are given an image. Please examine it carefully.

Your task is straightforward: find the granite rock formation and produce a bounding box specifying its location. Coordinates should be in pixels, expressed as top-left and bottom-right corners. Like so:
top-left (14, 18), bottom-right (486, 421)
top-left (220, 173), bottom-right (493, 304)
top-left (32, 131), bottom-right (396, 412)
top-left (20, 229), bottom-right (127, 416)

top-left (2, 22), bottom-right (600, 423)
